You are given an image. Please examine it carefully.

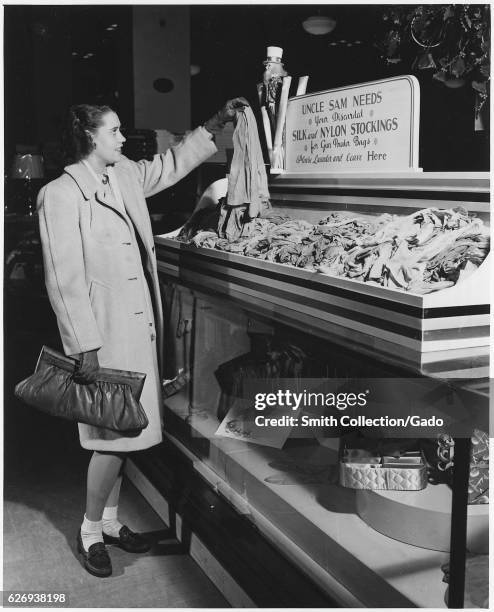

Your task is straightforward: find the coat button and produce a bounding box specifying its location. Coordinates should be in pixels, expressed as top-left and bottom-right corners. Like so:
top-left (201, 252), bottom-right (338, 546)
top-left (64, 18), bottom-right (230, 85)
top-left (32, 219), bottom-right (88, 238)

top-left (150, 333), bottom-right (156, 342)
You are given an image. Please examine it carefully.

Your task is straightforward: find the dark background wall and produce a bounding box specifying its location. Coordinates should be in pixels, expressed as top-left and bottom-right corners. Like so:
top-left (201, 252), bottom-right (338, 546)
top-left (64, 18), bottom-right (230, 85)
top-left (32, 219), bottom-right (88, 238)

top-left (4, 5), bottom-right (134, 175)
top-left (188, 4), bottom-right (489, 172)
top-left (4, 4), bottom-right (490, 179)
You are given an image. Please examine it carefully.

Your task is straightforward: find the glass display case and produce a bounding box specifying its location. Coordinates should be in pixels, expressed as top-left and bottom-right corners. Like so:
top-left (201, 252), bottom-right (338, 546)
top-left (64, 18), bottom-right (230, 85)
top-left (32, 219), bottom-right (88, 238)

top-left (129, 171), bottom-right (489, 608)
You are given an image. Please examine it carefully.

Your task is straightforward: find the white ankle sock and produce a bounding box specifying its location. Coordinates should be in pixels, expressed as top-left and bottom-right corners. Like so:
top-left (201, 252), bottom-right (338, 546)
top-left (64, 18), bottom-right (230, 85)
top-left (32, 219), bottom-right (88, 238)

top-left (81, 515), bottom-right (103, 552)
top-left (102, 505), bottom-right (124, 538)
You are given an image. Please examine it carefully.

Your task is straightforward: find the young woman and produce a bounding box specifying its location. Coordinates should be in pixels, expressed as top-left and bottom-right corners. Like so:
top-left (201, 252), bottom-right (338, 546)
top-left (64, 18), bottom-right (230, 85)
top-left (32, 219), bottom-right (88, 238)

top-left (37, 98), bottom-right (248, 577)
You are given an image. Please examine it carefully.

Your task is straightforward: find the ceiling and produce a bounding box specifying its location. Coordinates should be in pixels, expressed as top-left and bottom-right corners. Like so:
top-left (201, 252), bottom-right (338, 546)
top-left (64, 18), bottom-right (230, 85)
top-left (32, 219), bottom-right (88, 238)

top-left (189, 4), bottom-right (386, 122)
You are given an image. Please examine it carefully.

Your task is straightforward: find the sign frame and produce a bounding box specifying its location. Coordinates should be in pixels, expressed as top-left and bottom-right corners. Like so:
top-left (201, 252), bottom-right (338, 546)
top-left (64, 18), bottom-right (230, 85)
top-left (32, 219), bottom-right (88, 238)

top-left (282, 75), bottom-right (421, 175)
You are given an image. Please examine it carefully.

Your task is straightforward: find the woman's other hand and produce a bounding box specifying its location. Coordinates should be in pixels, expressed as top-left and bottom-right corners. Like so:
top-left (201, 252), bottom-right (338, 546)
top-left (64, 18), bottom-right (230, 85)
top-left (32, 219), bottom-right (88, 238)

top-left (73, 349), bottom-right (100, 384)
top-left (204, 97), bottom-right (250, 134)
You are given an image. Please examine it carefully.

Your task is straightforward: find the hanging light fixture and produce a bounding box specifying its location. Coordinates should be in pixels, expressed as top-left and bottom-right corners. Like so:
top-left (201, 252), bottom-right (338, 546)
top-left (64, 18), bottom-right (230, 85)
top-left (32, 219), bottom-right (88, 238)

top-left (302, 15), bottom-right (337, 36)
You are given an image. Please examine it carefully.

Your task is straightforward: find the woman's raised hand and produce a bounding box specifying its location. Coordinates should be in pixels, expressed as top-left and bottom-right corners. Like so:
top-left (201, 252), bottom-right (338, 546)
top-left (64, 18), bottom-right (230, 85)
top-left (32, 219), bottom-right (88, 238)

top-left (204, 97), bottom-right (250, 134)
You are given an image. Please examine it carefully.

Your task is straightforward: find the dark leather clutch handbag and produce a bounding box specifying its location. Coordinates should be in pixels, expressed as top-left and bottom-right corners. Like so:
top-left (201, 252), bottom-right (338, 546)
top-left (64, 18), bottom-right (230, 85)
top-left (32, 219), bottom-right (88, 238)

top-left (14, 346), bottom-right (149, 432)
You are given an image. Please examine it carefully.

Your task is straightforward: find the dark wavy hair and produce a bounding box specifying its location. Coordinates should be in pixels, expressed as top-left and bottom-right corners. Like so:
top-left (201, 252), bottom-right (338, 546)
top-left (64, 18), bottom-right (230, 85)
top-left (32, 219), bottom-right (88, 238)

top-left (62, 104), bottom-right (113, 163)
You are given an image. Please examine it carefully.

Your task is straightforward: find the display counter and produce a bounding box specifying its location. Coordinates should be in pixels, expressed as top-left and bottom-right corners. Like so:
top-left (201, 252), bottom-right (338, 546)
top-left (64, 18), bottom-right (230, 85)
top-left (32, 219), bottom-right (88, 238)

top-left (126, 170), bottom-right (490, 608)
top-left (156, 172), bottom-right (490, 379)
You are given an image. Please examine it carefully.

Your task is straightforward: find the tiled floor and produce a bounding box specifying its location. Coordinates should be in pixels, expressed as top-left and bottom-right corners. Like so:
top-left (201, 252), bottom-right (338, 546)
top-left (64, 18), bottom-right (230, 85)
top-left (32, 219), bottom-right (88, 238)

top-left (3, 325), bottom-right (229, 608)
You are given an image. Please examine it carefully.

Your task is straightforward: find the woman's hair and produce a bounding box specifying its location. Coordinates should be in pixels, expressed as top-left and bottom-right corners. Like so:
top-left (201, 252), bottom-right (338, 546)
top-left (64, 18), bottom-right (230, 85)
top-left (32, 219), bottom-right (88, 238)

top-left (62, 104), bottom-right (113, 163)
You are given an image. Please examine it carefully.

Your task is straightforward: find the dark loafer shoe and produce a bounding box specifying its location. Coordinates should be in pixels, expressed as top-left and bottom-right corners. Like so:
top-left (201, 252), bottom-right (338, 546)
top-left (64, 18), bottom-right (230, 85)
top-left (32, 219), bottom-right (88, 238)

top-left (77, 531), bottom-right (112, 577)
top-left (103, 525), bottom-right (150, 553)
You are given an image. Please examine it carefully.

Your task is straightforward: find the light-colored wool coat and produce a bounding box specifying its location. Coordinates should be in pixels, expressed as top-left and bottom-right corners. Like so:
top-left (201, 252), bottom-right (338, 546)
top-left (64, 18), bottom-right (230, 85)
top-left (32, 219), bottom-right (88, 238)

top-left (37, 127), bottom-right (217, 451)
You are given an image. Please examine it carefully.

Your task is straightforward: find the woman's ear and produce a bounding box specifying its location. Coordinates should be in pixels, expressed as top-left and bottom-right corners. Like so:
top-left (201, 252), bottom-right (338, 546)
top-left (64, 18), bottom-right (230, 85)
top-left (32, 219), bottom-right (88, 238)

top-left (85, 131), bottom-right (96, 149)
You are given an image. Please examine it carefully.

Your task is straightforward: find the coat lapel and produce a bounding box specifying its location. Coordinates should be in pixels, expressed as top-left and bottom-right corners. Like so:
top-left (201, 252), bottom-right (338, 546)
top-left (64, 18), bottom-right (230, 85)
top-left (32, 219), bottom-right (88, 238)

top-left (113, 162), bottom-right (155, 258)
top-left (64, 161), bottom-right (125, 220)
top-left (64, 160), bottom-right (154, 262)
top-left (95, 184), bottom-right (121, 215)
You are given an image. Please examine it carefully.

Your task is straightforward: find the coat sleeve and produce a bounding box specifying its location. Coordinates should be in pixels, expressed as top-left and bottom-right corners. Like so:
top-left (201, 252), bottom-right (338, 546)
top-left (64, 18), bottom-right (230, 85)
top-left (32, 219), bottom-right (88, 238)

top-left (37, 183), bottom-right (103, 356)
top-left (130, 126), bottom-right (217, 198)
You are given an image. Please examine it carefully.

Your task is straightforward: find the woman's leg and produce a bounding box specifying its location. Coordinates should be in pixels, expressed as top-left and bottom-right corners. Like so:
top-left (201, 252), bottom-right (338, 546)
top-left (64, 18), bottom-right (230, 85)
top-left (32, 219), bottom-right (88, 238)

top-left (102, 460), bottom-right (126, 537)
top-left (80, 451), bottom-right (125, 552)
top-left (84, 453), bottom-right (151, 554)
top-left (86, 451), bottom-right (126, 521)
top-left (105, 471), bottom-right (124, 508)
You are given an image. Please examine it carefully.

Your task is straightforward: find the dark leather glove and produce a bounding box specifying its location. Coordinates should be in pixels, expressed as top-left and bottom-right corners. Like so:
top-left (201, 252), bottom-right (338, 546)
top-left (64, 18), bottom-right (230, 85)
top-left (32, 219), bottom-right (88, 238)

top-left (204, 97), bottom-right (250, 134)
top-left (73, 349), bottom-right (100, 384)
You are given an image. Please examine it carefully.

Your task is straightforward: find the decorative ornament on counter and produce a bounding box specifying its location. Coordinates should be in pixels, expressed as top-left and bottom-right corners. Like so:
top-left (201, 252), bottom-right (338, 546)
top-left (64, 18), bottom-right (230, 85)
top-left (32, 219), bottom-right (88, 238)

top-left (257, 46), bottom-right (309, 171)
top-left (260, 46), bottom-right (287, 135)
top-left (376, 5), bottom-right (490, 126)
top-left (257, 46), bottom-right (287, 170)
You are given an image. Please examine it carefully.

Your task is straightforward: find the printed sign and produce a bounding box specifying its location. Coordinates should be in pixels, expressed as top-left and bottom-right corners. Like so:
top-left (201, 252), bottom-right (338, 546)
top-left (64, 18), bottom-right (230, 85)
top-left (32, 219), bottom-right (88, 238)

top-left (285, 76), bottom-right (420, 173)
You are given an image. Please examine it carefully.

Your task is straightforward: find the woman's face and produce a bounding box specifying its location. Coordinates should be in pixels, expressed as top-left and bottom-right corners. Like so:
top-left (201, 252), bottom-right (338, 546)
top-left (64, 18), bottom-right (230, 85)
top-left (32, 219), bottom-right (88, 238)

top-left (89, 111), bottom-right (126, 165)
